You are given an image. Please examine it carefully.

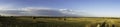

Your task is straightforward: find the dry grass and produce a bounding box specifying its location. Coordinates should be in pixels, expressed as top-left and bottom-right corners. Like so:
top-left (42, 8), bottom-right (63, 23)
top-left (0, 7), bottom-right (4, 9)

top-left (0, 17), bottom-right (120, 27)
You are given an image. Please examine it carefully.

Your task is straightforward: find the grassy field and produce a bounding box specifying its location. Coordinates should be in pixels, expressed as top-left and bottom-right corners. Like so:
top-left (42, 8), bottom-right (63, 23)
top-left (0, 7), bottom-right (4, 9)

top-left (0, 17), bottom-right (120, 27)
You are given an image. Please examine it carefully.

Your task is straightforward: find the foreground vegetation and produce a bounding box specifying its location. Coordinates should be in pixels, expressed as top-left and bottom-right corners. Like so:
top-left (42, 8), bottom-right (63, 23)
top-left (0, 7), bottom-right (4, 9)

top-left (0, 16), bottom-right (120, 27)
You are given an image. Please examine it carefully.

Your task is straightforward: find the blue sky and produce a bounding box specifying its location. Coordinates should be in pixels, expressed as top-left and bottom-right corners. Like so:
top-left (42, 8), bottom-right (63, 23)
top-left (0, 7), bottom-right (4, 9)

top-left (0, 0), bottom-right (120, 17)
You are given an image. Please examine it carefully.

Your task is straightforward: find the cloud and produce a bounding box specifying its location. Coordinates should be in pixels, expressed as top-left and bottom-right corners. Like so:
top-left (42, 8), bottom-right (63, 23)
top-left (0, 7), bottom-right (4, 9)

top-left (0, 7), bottom-right (90, 17)
top-left (0, 4), bottom-right (14, 10)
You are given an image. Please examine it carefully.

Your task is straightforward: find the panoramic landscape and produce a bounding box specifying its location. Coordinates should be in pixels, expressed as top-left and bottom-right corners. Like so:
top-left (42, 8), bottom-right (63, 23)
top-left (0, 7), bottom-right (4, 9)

top-left (0, 0), bottom-right (120, 27)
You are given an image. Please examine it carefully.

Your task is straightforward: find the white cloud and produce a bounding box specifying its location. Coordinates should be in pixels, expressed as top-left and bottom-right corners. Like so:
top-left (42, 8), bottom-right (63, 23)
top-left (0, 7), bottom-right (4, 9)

top-left (0, 7), bottom-right (90, 17)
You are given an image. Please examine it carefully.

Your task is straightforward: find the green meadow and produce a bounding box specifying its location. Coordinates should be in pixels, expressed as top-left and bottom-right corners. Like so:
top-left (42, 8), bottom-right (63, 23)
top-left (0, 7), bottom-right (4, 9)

top-left (0, 16), bottom-right (120, 27)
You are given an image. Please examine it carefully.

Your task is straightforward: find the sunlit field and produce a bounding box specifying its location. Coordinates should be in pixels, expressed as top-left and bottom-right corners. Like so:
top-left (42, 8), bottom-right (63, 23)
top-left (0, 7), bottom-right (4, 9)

top-left (0, 16), bottom-right (120, 27)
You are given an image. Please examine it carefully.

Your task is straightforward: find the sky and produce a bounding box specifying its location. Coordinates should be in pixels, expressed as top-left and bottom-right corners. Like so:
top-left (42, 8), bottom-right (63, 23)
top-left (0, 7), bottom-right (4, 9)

top-left (0, 0), bottom-right (120, 17)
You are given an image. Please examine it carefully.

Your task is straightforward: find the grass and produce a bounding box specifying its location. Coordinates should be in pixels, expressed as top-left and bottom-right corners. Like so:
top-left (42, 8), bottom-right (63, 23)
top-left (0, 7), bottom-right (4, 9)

top-left (0, 16), bottom-right (120, 27)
